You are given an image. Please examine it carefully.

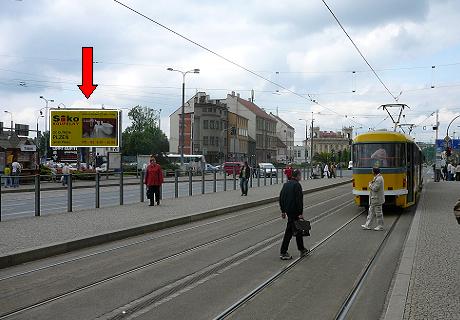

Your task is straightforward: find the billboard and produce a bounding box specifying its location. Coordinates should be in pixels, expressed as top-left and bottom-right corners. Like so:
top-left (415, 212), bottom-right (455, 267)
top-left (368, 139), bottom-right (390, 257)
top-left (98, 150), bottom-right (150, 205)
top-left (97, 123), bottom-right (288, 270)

top-left (50, 109), bottom-right (119, 147)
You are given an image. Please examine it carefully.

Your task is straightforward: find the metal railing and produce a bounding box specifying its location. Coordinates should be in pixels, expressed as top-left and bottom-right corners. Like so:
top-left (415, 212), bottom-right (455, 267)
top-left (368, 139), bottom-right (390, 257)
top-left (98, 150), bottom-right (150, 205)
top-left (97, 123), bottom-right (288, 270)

top-left (0, 166), bottom-right (324, 221)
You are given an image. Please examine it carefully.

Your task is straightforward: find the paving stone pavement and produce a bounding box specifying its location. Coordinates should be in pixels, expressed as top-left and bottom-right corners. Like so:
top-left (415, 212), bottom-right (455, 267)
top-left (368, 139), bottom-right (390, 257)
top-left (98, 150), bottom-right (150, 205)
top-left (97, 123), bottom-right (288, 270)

top-left (384, 180), bottom-right (460, 320)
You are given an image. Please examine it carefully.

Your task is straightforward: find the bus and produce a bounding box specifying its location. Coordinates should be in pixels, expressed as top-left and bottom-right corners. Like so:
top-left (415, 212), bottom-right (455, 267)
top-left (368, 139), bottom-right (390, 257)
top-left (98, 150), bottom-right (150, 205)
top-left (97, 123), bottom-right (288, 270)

top-left (166, 154), bottom-right (206, 172)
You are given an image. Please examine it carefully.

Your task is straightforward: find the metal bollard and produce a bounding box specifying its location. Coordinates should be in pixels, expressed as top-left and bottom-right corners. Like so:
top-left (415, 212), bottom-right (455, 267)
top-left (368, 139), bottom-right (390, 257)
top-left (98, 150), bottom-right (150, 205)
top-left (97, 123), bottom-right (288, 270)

top-left (139, 171), bottom-right (144, 203)
top-left (281, 168), bottom-right (284, 183)
top-left (249, 168), bottom-right (253, 188)
top-left (270, 169), bottom-right (273, 185)
top-left (0, 180), bottom-right (2, 221)
top-left (189, 170), bottom-right (193, 196)
top-left (174, 170), bottom-right (179, 198)
top-left (96, 172), bottom-right (100, 208)
top-left (276, 169), bottom-right (278, 184)
top-left (119, 170), bottom-right (124, 205)
top-left (233, 167), bottom-right (236, 190)
top-left (213, 171), bottom-right (217, 193)
top-left (257, 171), bottom-right (260, 187)
top-left (201, 170), bottom-right (205, 194)
top-left (67, 173), bottom-right (73, 212)
top-left (35, 175), bottom-right (40, 216)
top-left (303, 167), bottom-right (306, 180)
top-left (224, 171), bottom-right (227, 191)
top-left (264, 172), bottom-right (267, 186)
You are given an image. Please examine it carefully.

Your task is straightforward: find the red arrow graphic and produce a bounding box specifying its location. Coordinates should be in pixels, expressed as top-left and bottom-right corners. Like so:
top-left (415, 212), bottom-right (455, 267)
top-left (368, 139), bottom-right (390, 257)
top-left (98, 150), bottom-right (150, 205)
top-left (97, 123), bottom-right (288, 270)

top-left (78, 47), bottom-right (98, 99)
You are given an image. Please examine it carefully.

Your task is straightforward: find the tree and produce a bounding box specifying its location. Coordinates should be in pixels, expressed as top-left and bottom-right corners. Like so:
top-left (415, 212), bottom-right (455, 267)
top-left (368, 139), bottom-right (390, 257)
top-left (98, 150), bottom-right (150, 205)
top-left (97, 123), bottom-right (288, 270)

top-left (122, 106), bottom-right (169, 158)
top-left (313, 152), bottom-right (334, 164)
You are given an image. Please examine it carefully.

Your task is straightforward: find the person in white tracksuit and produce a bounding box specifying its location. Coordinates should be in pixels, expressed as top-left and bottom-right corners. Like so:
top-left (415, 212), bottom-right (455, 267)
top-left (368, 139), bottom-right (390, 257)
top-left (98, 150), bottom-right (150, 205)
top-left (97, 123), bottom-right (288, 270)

top-left (361, 167), bottom-right (385, 231)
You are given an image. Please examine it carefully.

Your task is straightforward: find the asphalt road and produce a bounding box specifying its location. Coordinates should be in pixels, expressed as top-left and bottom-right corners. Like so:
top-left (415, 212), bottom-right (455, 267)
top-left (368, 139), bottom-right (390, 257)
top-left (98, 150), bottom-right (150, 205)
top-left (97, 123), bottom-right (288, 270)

top-left (0, 182), bottom-right (412, 320)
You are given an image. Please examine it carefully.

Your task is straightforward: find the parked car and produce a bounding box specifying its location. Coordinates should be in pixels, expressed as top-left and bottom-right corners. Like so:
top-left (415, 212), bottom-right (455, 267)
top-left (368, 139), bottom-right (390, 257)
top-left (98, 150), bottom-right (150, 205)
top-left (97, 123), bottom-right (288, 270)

top-left (96, 163), bottom-right (108, 173)
top-left (258, 163), bottom-right (277, 177)
top-left (204, 163), bottom-right (218, 173)
top-left (223, 162), bottom-right (243, 175)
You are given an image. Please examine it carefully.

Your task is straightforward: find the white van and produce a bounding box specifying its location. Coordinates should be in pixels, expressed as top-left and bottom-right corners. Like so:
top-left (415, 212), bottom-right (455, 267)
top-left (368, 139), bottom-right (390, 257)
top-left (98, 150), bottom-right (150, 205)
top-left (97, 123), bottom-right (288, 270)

top-left (258, 163), bottom-right (277, 177)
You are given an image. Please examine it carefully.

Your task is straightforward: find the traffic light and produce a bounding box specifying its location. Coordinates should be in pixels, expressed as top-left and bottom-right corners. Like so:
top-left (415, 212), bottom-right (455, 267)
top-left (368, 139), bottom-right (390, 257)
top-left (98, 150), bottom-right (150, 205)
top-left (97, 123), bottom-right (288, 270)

top-left (230, 126), bottom-right (236, 135)
top-left (446, 147), bottom-right (452, 157)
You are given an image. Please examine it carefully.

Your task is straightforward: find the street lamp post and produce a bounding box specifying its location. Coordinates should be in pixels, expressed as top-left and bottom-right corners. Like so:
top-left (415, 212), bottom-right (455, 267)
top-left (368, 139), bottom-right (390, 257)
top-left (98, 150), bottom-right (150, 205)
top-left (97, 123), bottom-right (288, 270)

top-left (167, 67), bottom-right (200, 167)
top-left (298, 119), bottom-right (308, 164)
top-left (4, 110), bottom-right (13, 135)
top-left (36, 114), bottom-right (44, 161)
top-left (40, 96), bottom-right (54, 161)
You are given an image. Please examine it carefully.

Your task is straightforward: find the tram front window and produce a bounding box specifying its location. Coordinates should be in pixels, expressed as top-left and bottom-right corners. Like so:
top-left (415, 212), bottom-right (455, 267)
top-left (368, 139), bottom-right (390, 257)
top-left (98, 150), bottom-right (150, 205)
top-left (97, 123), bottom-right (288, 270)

top-left (353, 143), bottom-right (405, 168)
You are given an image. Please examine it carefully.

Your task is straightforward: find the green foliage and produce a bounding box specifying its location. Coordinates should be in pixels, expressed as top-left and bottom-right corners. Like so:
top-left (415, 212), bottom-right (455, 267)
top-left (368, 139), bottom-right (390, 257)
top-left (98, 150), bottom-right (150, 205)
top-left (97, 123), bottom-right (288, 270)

top-left (122, 106), bottom-right (169, 156)
top-left (422, 146), bottom-right (435, 164)
top-left (40, 165), bottom-right (52, 175)
top-left (313, 152), bottom-right (334, 164)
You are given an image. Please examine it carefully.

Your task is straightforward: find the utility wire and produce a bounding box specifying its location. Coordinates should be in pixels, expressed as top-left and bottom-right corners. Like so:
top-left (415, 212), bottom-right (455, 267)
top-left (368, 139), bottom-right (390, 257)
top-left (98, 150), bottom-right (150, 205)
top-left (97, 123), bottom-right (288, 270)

top-left (112, 0), bottom-right (349, 119)
top-left (321, 0), bottom-right (398, 102)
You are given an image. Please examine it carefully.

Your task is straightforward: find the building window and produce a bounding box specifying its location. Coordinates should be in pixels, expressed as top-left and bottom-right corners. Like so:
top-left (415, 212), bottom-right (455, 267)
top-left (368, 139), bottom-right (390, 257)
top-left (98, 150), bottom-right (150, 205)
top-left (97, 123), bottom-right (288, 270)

top-left (210, 120), bottom-right (215, 129)
top-left (203, 136), bottom-right (208, 145)
top-left (203, 120), bottom-right (208, 129)
top-left (216, 137), bottom-right (219, 147)
top-left (210, 136), bottom-right (215, 145)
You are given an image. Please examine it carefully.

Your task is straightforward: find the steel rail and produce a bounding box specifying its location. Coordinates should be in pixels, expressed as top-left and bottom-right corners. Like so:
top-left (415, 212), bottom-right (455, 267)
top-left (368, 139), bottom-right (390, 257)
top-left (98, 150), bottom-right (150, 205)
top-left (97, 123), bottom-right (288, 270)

top-left (213, 209), bottom-right (366, 320)
top-left (0, 199), bottom-right (353, 319)
top-left (1, 186), bottom-right (349, 281)
top-left (334, 213), bottom-right (402, 320)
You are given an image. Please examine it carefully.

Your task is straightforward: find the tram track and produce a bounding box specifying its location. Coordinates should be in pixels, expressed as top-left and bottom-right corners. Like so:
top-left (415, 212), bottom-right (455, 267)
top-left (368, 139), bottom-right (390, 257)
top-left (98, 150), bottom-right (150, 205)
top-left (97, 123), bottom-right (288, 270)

top-left (214, 209), bottom-right (405, 320)
top-left (0, 185), bottom-right (350, 282)
top-left (0, 187), bottom-right (353, 319)
top-left (334, 213), bottom-right (402, 320)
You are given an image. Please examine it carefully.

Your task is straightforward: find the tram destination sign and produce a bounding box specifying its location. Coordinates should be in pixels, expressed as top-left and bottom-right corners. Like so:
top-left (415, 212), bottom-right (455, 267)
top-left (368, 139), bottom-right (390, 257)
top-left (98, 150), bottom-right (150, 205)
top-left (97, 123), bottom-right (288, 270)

top-left (50, 109), bottom-right (119, 147)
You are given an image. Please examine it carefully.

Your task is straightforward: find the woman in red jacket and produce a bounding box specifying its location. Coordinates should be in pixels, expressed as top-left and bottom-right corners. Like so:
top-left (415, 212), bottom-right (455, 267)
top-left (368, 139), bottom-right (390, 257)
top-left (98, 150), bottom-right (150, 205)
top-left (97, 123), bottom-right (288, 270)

top-left (144, 156), bottom-right (164, 206)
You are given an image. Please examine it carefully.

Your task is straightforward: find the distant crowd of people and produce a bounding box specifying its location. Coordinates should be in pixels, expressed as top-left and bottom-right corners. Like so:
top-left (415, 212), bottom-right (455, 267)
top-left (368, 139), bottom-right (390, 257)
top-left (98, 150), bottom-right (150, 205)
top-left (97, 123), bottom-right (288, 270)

top-left (433, 161), bottom-right (460, 182)
top-left (312, 163), bottom-right (339, 179)
top-left (2, 158), bottom-right (22, 188)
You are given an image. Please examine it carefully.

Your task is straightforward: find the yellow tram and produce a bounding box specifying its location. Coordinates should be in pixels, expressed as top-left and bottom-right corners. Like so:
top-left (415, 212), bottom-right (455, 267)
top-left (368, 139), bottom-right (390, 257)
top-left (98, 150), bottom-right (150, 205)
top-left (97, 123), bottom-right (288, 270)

top-left (352, 131), bottom-right (423, 208)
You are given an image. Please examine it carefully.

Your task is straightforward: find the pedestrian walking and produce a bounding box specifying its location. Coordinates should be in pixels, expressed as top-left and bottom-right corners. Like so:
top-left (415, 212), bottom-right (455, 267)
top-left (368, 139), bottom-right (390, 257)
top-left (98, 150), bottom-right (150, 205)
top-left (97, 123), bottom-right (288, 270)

top-left (144, 155), bottom-right (164, 206)
top-left (362, 167), bottom-right (385, 231)
top-left (450, 163), bottom-right (456, 181)
top-left (62, 163), bottom-right (70, 186)
top-left (443, 164), bottom-right (448, 181)
top-left (11, 159), bottom-right (21, 188)
top-left (239, 161), bottom-right (250, 196)
top-left (323, 163), bottom-right (330, 178)
top-left (3, 165), bottom-right (12, 188)
top-left (456, 163), bottom-right (460, 181)
top-left (284, 163), bottom-right (293, 180)
top-left (330, 163), bottom-right (336, 178)
top-left (279, 169), bottom-right (310, 260)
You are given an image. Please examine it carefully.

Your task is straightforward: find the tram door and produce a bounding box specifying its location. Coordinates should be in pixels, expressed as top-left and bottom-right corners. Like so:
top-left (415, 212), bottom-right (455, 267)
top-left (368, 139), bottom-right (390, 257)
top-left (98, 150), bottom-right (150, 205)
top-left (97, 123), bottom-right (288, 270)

top-left (407, 143), bottom-right (414, 203)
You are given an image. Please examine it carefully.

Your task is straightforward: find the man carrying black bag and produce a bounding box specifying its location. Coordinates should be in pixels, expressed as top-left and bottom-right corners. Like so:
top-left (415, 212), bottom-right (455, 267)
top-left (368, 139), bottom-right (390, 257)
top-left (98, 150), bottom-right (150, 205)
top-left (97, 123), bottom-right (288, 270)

top-left (279, 169), bottom-right (310, 260)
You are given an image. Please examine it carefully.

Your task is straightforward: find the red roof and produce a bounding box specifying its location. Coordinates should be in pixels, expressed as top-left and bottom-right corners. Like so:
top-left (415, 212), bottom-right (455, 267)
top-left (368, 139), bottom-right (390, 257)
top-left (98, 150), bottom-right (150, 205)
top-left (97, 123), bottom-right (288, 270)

top-left (237, 97), bottom-right (276, 121)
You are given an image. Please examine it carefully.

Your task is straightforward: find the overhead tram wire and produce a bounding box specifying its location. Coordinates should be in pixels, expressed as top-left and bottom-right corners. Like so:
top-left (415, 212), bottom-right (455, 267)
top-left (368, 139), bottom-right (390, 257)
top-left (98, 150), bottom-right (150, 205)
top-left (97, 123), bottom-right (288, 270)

top-left (112, 0), bottom-right (354, 120)
top-left (321, 0), bottom-right (398, 102)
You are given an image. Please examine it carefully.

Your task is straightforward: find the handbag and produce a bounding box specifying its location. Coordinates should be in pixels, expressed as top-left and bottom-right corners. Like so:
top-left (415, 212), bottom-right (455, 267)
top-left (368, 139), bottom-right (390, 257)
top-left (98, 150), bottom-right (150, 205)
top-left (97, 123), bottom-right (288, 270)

top-left (294, 219), bottom-right (311, 237)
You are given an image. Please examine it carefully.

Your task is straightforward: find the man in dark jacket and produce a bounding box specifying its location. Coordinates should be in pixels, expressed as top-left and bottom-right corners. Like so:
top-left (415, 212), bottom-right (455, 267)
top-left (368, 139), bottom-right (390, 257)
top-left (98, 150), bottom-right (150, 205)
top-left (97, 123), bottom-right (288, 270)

top-left (279, 169), bottom-right (310, 260)
top-left (239, 161), bottom-right (251, 196)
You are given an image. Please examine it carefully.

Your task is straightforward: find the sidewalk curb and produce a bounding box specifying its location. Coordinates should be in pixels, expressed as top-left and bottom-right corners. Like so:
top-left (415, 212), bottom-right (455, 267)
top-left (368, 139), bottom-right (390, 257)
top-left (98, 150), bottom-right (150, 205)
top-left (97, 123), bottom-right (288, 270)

top-left (0, 180), bottom-right (350, 269)
top-left (383, 186), bottom-right (424, 320)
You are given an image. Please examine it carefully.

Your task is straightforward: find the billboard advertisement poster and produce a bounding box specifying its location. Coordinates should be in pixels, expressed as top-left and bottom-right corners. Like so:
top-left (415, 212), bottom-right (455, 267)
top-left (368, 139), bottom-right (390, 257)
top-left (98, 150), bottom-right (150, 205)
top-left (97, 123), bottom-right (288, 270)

top-left (50, 109), bottom-right (119, 147)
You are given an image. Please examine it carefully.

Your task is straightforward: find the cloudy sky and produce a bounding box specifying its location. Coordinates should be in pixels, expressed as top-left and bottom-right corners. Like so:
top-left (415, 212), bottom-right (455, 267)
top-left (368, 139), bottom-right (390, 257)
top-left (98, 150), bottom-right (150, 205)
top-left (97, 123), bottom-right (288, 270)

top-left (1, 0), bottom-right (460, 145)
